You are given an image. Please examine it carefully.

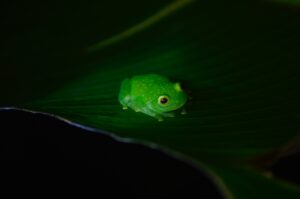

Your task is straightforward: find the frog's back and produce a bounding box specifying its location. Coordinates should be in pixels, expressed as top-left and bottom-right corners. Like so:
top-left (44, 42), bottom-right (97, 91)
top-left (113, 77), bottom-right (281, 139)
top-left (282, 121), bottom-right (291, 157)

top-left (131, 74), bottom-right (170, 96)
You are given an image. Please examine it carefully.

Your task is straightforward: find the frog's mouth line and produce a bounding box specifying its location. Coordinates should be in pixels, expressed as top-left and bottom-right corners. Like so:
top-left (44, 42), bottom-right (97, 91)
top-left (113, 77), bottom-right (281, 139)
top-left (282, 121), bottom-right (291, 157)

top-left (147, 100), bottom-right (186, 113)
top-left (172, 98), bottom-right (187, 111)
top-left (165, 102), bottom-right (186, 112)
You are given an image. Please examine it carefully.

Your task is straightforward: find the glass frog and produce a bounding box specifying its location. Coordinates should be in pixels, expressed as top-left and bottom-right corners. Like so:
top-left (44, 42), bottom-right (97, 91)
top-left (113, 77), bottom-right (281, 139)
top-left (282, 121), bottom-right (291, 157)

top-left (118, 74), bottom-right (188, 121)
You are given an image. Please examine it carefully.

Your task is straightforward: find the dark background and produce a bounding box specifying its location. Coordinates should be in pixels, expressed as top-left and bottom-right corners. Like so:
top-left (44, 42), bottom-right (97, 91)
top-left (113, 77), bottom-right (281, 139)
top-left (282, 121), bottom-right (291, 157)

top-left (0, 109), bottom-right (224, 198)
top-left (0, 0), bottom-right (172, 105)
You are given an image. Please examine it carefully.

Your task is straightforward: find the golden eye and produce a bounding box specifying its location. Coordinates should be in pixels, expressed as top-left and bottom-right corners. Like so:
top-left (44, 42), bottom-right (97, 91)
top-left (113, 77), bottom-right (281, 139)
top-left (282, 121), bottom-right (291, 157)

top-left (158, 96), bottom-right (169, 105)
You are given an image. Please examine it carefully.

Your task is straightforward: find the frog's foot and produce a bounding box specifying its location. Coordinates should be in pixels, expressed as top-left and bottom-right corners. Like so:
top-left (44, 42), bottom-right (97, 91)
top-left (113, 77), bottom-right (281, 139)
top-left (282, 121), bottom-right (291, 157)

top-left (157, 117), bottom-right (164, 122)
top-left (152, 114), bottom-right (164, 122)
top-left (161, 112), bottom-right (175, 118)
top-left (120, 95), bottom-right (131, 110)
top-left (181, 108), bottom-right (187, 115)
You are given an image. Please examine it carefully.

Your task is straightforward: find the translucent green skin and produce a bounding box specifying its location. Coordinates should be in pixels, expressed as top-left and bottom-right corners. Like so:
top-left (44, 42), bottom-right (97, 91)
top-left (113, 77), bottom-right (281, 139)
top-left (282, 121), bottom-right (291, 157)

top-left (118, 74), bottom-right (188, 121)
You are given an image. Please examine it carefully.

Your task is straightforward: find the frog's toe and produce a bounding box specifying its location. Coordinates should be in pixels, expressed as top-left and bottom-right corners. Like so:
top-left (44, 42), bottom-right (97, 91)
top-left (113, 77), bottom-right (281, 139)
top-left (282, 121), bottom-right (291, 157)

top-left (122, 106), bottom-right (128, 110)
top-left (134, 109), bottom-right (141, 112)
top-left (158, 117), bottom-right (164, 122)
top-left (155, 115), bottom-right (164, 122)
top-left (162, 112), bottom-right (175, 117)
top-left (181, 108), bottom-right (187, 115)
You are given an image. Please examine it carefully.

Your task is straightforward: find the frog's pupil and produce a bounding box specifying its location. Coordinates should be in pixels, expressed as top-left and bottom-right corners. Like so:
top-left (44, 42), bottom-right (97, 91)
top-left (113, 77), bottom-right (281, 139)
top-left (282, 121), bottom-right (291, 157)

top-left (160, 97), bottom-right (168, 104)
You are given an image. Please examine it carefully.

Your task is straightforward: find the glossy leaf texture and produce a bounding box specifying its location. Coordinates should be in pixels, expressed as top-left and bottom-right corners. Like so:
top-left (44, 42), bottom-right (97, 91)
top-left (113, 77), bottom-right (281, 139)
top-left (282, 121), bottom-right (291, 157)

top-left (1, 0), bottom-right (300, 198)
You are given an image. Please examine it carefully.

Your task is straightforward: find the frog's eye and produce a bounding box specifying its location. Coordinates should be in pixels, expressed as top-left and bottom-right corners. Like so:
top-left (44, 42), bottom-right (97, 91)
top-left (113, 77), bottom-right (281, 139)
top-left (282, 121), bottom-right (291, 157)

top-left (158, 95), bottom-right (169, 105)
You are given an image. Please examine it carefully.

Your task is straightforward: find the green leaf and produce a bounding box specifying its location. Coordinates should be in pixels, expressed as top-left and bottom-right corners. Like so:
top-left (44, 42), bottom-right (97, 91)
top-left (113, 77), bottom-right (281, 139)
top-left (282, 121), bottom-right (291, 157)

top-left (2, 0), bottom-right (300, 198)
top-left (210, 165), bottom-right (300, 199)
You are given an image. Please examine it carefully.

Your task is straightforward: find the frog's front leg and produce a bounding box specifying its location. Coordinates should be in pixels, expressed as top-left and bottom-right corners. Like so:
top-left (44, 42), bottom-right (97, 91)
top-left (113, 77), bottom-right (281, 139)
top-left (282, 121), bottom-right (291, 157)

top-left (141, 108), bottom-right (164, 122)
top-left (181, 107), bottom-right (187, 115)
top-left (155, 114), bottom-right (164, 122)
top-left (120, 95), bottom-right (130, 110)
top-left (151, 112), bottom-right (165, 122)
top-left (161, 112), bottom-right (175, 118)
top-left (118, 78), bottom-right (132, 110)
top-left (156, 115), bottom-right (164, 122)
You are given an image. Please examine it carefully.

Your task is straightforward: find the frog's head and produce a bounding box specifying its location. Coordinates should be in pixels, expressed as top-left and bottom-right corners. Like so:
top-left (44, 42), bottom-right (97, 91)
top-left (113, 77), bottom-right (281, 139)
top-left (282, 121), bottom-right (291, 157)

top-left (150, 82), bottom-right (188, 113)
